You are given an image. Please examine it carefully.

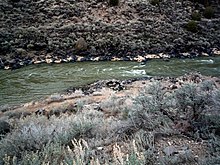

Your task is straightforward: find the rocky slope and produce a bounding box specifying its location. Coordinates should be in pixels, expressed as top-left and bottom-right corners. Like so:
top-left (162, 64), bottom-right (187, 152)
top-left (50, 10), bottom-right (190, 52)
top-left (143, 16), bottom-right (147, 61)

top-left (0, 0), bottom-right (220, 69)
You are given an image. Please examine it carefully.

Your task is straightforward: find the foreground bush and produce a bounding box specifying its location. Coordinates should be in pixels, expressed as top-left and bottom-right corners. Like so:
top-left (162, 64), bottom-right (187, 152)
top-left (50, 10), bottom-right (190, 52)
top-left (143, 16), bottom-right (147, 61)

top-left (0, 113), bottom-right (98, 163)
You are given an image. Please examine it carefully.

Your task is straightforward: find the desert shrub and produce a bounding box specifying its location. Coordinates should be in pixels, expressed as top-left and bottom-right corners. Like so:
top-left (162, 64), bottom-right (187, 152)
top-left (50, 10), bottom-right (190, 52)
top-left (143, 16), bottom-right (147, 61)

top-left (133, 81), bottom-right (176, 119)
top-left (131, 79), bottom-right (219, 136)
top-left (191, 11), bottom-right (201, 21)
top-left (16, 143), bottom-right (66, 165)
top-left (0, 114), bottom-right (96, 162)
top-left (109, 0), bottom-right (119, 6)
top-left (2, 137), bottom-right (158, 165)
top-left (199, 80), bottom-right (215, 91)
top-left (129, 82), bottom-right (174, 133)
top-left (200, 156), bottom-right (220, 165)
top-left (160, 150), bottom-right (195, 165)
top-left (206, 135), bottom-right (220, 161)
top-left (172, 80), bottom-right (220, 139)
top-left (132, 131), bottom-right (157, 164)
top-left (186, 20), bottom-right (198, 33)
top-left (112, 138), bottom-right (156, 165)
top-left (203, 6), bottom-right (214, 19)
top-left (210, 90), bottom-right (220, 111)
top-left (174, 83), bottom-right (212, 121)
top-left (100, 95), bottom-right (127, 118)
top-left (3, 139), bottom-right (91, 165)
top-left (150, 0), bottom-right (160, 6)
top-left (134, 82), bottom-right (166, 112)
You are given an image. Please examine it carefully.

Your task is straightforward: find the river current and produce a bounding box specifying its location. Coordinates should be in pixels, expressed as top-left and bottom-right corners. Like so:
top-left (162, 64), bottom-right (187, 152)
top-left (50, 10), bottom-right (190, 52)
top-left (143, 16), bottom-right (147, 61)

top-left (0, 57), bottom-right (219, 106)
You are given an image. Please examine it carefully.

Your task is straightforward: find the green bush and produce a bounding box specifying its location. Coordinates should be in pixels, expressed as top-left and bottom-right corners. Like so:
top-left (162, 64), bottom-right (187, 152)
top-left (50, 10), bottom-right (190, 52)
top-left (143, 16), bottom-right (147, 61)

top-left (204, 6), bottom-right (214, 19)
top-left (191, 12), bottom-right (201, 21)
top-left (109, 0), bottom-right (119, 6)
top-left (186, 20), bottom-right (198, 33)
top-left (150, 0), bottom-right (160, 6)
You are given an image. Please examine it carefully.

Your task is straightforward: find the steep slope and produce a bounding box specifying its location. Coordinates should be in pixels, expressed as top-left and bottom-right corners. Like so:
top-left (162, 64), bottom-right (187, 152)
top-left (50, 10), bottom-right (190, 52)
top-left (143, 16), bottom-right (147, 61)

top-left (0, 0), bottom-right (220, 68)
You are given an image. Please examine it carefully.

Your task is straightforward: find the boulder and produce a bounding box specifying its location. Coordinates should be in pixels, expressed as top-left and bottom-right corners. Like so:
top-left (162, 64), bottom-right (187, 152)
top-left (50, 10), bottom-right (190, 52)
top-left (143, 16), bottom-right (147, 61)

top-left (75, 37), bottom-right (87, 51)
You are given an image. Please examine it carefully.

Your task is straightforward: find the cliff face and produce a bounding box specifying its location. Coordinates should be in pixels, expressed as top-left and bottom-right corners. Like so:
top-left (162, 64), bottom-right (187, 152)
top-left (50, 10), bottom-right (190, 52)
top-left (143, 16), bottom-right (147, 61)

top-left (0, 0), bottom-right (220, 62)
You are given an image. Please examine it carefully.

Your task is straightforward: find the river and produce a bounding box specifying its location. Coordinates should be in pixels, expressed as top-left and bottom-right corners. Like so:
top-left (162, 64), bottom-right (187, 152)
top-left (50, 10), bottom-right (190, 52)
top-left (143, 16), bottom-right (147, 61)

top-left (0, 56), bottom-right (220, 106)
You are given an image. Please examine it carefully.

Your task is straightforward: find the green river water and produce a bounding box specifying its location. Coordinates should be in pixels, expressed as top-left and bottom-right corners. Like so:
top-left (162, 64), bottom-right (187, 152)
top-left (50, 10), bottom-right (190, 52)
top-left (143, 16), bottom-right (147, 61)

top-left (0, 57), bottom-right (220, 106)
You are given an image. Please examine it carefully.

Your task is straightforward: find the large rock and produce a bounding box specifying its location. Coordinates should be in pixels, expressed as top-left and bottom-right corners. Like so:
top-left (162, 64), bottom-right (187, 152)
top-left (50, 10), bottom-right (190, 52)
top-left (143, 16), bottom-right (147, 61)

top-left (75, 37), bottom-right (87, 51)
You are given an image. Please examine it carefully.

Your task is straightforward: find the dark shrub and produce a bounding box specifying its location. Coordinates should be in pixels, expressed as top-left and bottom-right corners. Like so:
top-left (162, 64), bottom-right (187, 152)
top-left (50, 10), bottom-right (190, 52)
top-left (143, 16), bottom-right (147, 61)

top-left (150, 0), bottom-right (160, 6)
top-left (186, 20), bottom-right (198, 33)
top-left (10, 0), bottom-right (20, 3)
top-left (191, 12), bottom-right (201, 21)
top-left (0, 120), bottom-right (11, 135)
top-left (204, 6), bottom-right (214, 19)
top-left (109, 0), bottom-right (119, 6)
top-left (189, 0), bottom-right (211, 6)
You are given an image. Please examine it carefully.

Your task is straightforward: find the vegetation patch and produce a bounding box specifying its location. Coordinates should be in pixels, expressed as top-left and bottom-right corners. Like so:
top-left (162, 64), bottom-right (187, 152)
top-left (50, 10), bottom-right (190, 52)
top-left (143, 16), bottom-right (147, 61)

top-left (203, 6), bottom-right (214, 19)
top-left (109, 0), bottom-right (119, 6)
top-left (150, 0), bottom-right (160, 6)
top-left (186, 20), bottom-right (199, 33)
top-left (191, 11), bottom-right (201, 21)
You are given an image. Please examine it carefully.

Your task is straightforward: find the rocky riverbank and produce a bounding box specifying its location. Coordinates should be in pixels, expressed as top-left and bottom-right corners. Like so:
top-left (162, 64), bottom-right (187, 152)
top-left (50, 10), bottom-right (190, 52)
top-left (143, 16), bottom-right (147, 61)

top-left (1, 73), bottom-right (219, 119)
top-left (0, 0), bottom-right (220, 69)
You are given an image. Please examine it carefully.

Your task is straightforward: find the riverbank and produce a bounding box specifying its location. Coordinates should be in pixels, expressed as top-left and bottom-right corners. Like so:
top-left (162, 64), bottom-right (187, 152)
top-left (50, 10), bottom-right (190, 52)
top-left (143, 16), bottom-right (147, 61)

top-left (1, 0), bottom-right (220, 69)
top-left (0, 49), bottom-right (220, 70)
top-left (0, 73), bottom-right (220, 164)
top-left (1, 73), bottom-right (219, 117)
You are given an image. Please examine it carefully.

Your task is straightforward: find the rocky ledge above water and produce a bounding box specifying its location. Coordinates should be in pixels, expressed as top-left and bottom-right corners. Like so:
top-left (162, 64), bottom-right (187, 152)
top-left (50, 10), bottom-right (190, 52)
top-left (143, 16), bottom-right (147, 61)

top-left (1, 73), bottom-right (219, 120)
top-left (0, 0), bottom-right (220, 69)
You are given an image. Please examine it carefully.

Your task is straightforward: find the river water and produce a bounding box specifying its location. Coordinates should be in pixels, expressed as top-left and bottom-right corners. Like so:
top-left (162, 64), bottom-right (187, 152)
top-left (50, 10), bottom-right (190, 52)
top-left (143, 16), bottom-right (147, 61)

top-left (0, 57), bottom-right (220, 106)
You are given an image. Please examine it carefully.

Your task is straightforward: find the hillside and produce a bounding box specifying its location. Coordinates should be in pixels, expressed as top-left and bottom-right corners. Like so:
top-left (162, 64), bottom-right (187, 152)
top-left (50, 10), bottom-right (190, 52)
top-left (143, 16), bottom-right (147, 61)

top-left (0, 0), bottom-right (220, 69)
